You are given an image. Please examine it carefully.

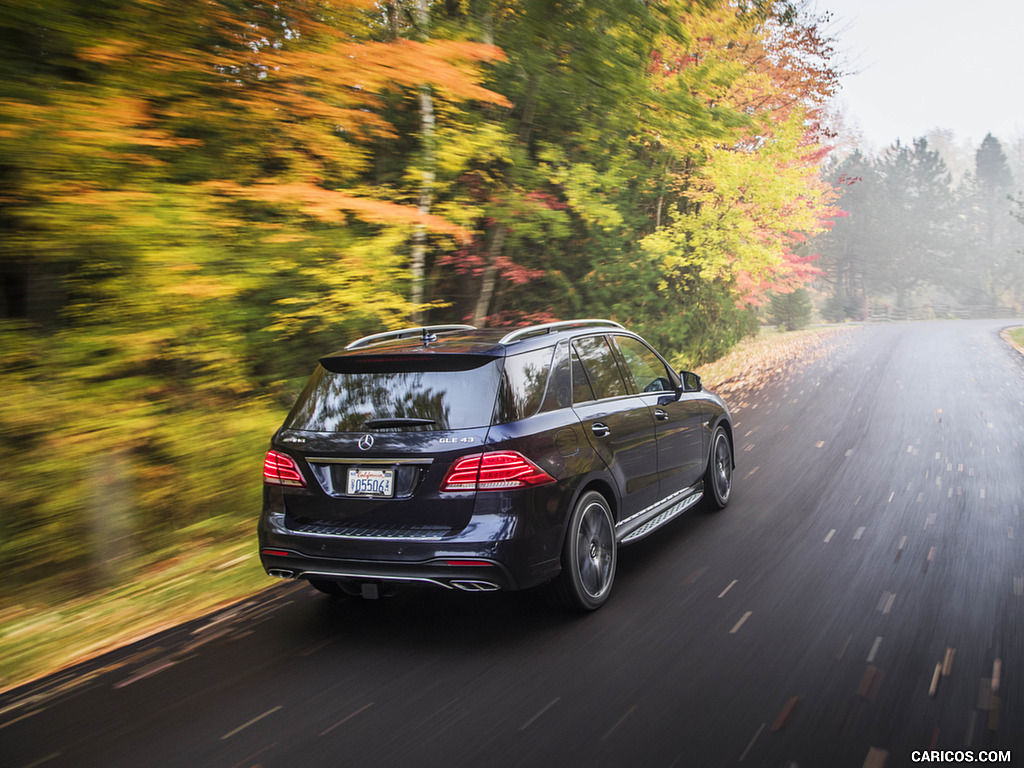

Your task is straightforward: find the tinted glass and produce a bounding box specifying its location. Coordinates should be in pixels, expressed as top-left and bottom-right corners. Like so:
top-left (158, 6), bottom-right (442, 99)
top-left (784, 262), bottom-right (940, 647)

top-left (572, 335), bottom-right (628, 401)
top-left (493, 347), bottom-right (554, 423)
top-left (615, 336), bottom-right (672, 393)
top-left (542, 341), bottom-right (572, 411)
top-left (283, 360), bottom-right (503, 432)
top-left (571, 347), bottom-right (596, 404)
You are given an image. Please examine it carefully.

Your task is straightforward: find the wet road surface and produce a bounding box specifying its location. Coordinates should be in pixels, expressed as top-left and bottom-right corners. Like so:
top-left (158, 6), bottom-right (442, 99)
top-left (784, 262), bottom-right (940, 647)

top-left (3, 319), bottom-right (1023, 768)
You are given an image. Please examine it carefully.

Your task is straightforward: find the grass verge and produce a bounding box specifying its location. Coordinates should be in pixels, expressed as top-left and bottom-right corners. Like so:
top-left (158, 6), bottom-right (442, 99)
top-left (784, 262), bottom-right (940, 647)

top-left (1003, 326), bottom-right (1024, 354)
top-left (0, 325), bottom-right (846, 694)
top-left (0, 520), bottom-right (270, 694)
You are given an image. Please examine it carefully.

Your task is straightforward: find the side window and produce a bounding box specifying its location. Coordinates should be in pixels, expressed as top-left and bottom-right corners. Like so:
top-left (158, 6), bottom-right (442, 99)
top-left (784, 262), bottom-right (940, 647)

top-left (571, 347), bottom-right (596, 403)
top-left (615, 336), bottom-right (673, 394)
top-left (540, 340), bottom-right (572, 411)
top-left (494, 347), bottom-right (555, 423)
top-left (571, 335), bottom-right (628, 402)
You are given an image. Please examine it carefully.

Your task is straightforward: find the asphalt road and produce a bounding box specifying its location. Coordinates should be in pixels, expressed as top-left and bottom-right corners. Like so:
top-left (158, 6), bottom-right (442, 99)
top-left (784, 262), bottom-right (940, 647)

top-left (3, 319), bottom-right (1024, 768)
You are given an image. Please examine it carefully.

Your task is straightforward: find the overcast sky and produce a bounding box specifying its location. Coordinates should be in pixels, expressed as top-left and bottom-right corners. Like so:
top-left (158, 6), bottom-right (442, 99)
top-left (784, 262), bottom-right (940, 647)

top-left (820, 0), bottom-right (1024, 151)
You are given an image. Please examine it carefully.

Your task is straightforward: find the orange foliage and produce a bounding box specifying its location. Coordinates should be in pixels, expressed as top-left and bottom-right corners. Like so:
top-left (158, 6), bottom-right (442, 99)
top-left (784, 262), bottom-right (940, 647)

top-left (258, 38), bottom-right (510, 140)
top-left (213, 181), bottom-right (470, 242)
top-left (58, 97), bottom-right (202, 149)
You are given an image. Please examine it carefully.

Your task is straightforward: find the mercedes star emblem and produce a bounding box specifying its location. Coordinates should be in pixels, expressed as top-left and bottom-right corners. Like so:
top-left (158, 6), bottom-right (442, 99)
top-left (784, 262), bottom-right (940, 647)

top-left (358, 434), bottom-right (375, 451)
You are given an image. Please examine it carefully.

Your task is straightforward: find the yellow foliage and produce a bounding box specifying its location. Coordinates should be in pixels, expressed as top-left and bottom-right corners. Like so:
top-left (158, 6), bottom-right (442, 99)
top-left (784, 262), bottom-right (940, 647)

top-left (160, 281), bottom-right (239, 300)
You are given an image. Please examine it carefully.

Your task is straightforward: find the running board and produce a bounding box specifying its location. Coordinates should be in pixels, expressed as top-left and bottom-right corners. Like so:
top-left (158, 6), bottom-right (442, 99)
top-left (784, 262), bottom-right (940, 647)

top-left (618, 491), bottom-right (703, 545)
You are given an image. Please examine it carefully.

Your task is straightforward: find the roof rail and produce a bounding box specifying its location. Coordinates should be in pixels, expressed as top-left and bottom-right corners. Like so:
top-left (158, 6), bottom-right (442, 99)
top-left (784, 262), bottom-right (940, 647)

top-left (498, 319), bottom-right (624, 345)
top-left (345, 324), bottom-right (477, 350)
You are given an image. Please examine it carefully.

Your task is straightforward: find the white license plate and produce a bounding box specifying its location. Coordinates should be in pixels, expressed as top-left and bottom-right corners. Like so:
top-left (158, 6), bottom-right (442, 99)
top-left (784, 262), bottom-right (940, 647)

top-left (346, 468), bottom-right (395, 497)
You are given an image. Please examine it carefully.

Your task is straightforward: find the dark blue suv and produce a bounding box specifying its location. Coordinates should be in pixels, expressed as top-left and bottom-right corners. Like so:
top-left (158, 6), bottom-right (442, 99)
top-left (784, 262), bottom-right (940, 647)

top-left (258, 319), bottom-right (734, 611)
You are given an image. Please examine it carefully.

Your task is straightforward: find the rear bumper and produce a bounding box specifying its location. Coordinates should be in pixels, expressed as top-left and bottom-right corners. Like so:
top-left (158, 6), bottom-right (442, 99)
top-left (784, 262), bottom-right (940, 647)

top-left (258, 509), bottom-right (561, 592)
top-left (259, 549), bottom-right (513, 592)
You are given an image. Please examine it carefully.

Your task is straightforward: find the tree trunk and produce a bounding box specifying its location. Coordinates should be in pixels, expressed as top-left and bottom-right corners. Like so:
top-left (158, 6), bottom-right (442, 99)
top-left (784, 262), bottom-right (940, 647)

top-left (470, 79), bottom-right (538, 325)
top-left (410, 0), bottom-right (435, 324)
top-left (472, 225), bottom-right (506, 326)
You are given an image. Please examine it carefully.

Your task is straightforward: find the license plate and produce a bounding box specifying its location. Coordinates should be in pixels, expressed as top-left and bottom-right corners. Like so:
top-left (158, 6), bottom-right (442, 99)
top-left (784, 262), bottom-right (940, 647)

top-left (346, 468), bottom-right (395, 497)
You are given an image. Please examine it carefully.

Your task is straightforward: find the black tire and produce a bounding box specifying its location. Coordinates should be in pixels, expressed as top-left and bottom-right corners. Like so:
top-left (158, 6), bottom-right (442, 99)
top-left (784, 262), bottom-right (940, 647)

top-left (552, 490), bottom-right (617, 612)
top-left (703, 426), bottom-right (733, 510)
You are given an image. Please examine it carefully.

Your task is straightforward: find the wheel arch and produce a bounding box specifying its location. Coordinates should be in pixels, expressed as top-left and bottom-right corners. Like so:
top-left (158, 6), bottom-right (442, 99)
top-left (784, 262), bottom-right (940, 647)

top-left (709, 415), bottom-right (736, 470)
top-left (555, 476), bottom-right (619, 553)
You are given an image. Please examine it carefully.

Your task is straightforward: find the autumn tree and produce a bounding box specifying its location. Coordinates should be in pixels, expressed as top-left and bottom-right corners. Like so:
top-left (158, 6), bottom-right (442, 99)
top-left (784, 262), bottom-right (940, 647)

top-left (0, 0), bottom-right (509, 592)
top-left (0, 0), bottom-right (848, 597)
top-left (624, 0), bottom-right (841, 363)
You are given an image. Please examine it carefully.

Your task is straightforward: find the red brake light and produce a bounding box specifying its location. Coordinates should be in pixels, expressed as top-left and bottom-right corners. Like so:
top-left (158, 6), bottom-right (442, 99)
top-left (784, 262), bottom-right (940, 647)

top-left (263, 450), bottom-right (306, 487)
top-left (440, 451), bottom-right (556, 492)
top-left (444, 560), bottom-right (494, 567)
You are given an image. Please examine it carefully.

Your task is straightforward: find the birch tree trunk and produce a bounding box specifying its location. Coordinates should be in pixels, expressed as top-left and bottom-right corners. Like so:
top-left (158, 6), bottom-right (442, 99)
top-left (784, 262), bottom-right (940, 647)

top-left (410, 0), bottom-right (435, 324)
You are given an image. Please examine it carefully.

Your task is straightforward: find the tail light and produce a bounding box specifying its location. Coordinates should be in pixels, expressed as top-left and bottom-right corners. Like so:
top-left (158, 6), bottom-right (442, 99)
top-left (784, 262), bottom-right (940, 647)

top-left (263, 450), bottom-right (306, 487)
top-left (440, 451), bottom-right (556, 492)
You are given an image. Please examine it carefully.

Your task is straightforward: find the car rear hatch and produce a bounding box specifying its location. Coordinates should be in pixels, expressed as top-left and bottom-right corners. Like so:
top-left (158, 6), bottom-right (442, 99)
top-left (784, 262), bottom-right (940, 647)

top-left (274, 348), bottom-right (504, 539)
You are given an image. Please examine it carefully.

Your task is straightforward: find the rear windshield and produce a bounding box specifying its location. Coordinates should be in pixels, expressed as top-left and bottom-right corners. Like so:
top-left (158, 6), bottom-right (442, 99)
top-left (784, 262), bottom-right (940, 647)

top-left (283, 358), bottom-right (504, 432)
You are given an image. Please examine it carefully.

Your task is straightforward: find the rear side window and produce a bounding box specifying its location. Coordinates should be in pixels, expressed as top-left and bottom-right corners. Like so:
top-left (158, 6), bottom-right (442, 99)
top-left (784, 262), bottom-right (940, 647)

top-left (283, 359), bottom-right (503, 432)
top-left (571, 347), bottom-right (595, 403)
top-left (493, 347), bottom-right (553, 423)
top-left (543, 341), bottom-right (572, 410)
top-left (571, 335), bottom-right (628, 402)
top-left (492, 344), bottom-right (572, 424)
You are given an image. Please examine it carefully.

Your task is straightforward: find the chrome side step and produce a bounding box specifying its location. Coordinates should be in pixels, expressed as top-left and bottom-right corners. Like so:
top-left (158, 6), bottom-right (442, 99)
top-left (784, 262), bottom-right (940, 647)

top-left (618, 491), bottom-right (703, 545)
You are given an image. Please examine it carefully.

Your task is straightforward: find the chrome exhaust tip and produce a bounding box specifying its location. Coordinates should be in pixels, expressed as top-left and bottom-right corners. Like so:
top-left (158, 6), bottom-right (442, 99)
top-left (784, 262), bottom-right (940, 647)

top-left (267, 569), bottom-right (295, 579)
top-left (450, 580), bottom-right (501, 592)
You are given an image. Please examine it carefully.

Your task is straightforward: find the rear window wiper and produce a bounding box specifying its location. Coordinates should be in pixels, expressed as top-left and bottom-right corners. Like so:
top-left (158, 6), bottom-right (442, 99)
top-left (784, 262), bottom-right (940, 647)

top-left (363, 418), bottom-right (437, 429)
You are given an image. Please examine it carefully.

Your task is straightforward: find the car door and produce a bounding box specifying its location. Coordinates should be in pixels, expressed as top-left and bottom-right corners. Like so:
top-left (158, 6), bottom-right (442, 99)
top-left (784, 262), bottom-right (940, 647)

top-left (611, 334), bottom-right (706, 493)
top-left (569, 334), bottom-right (661, 520)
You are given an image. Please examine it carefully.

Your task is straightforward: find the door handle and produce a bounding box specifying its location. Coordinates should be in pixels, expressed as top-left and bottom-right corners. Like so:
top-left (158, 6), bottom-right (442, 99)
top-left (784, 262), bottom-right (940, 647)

top-left (591, 422), bottom-right (610, 438)
top-left (654, 408), bottom-right (669, 421)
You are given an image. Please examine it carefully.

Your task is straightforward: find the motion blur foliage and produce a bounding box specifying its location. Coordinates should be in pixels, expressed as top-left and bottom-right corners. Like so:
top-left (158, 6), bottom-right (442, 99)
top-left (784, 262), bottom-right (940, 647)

top-left (0, 317), bottom-right (274, 591)
top-left (0, 0), bottom-right (842, 600)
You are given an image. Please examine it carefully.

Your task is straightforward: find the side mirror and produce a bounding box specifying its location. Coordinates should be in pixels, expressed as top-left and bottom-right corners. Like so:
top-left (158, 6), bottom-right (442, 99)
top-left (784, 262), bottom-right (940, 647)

top-left (681, 371), bottom-right (702, 393)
